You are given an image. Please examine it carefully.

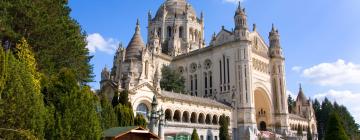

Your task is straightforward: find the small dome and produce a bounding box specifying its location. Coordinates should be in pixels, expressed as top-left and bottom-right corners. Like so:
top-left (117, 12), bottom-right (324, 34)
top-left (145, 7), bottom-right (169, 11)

top-left (296, 84), bottom-right (308, 105)
top-left (125, 20), bottom-right (145, 61)
top-left (155, 0), bottom-right (197, 19)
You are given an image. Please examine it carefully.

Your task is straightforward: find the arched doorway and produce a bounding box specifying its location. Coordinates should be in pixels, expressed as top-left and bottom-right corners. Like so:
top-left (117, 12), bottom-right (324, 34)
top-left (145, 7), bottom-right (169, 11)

top-left (260, 121), bottom-right (267, 131)
top-left (136, 103), bottom-right (149, 117)
top-left (254, 87), bottom-right (272, 131)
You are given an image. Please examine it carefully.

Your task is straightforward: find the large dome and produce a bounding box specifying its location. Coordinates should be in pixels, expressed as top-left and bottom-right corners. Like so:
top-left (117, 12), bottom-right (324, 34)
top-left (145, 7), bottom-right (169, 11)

top-left (155, 0), bottom-right (197, 19)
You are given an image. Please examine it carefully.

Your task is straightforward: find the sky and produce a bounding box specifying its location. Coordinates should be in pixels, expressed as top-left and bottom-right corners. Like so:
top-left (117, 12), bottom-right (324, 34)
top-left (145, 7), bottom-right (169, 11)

top-left (68, 0), bottom-right (360, 123)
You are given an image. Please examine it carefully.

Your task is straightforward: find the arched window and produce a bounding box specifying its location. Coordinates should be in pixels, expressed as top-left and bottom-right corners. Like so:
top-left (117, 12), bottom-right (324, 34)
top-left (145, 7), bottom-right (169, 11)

top-left (205, 114), bottom-right (211, 124)
top-left (173, 110), bottom-right (181, 122)
top-left (212, 115), bottom-right (218, 125)
top-left (157, 28), bottom-right (161, 38)
top-left (182, 111), bottom-right (189, 122)
top-left (145, 61), bottom-right (149, 78)
top-left (198, 113), bottom-right (205, 124)
top-left (179, 26), bottom-right (184, 38)
top-left (190, 112), bottom-right (197, 123)
top-left (136, 103), bottom-right (149, 117)
top-left (167, 26), bottom-right (172, 38)
top-left (165, 109), bottom-right (172, 121)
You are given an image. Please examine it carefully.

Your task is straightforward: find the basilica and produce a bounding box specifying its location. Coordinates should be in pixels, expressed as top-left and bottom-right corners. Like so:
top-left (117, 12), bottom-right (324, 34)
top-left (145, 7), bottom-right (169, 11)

top-left (99, 0), bottom-right (317, 139)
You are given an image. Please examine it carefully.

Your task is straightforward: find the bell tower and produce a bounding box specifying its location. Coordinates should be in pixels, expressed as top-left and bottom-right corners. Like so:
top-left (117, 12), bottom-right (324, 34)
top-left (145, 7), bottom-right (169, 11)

top-left (234, 2), bottom-right (249, 40)
top-left (269, 24), bottom-right (289, 134)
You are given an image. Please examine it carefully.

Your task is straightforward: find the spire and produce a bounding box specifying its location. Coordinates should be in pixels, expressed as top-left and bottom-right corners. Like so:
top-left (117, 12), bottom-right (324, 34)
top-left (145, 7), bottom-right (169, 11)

top-left (148, 10), bottom-right (152, 21)
top-left (297, 83), bottom-right (307, 104)
top-left (235, 1), bottom-right (245, 16)
top-left (125, 19), bottom-right (145, 61)
top-left (271, 23), bottom-right (276, 32)
top-left (136, 18), bottom-right (140, 32)
top-left (212, 32), bottom-right (216, 41)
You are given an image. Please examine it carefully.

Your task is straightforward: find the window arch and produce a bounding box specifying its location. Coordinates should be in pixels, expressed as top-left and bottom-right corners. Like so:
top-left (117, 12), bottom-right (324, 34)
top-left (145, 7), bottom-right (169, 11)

top-left (165, 109), bottom-right (172, 121)
top-left (179, 26), bottom-right (184, 38)
top-left (205, 114), bottom-right (211, 124)
top-left (212, 115), bottom-right (218, 125)
top-left (173, 110), bottom-right (181, 122)
top-left (190, 112), bottom-right (197, 123)
top-left (182, 111), bottom-right (189, 122)
top-left (136, 103), bottom-right (149, 117)
top-left (198, 113), bottom-right (205, 124)
top-left (145, 61), bottom-right (149, 78)
top-left (167, 26), bottom-right (172, 38)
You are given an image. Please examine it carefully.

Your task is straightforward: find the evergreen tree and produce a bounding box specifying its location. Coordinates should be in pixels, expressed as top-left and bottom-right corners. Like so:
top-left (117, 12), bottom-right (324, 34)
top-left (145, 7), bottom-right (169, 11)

top-left (0, 0), bottom-right (93, 83)
top-left (191, 128), bottom-right (200, 140)
top-left (43, 69), bottom-right (101, 139)
top-left (160, 65), bottom-right (185, 93)
top-left (324, 112), bottom-right (349, 140)
top-left (318, 98), bottom-right (333, 140)
top-left (0, 41), bottom-right (46, 139)
top-left (100, 97), bottom-right (118, 130)
top-left (307, 126), bottom-right (312, 140)
top-left (288, 95), bottom-right (295, 113)
top-left (134, 115), bottom-right (147, 128)
top-left (114, 104), bottom-right (134, 127)
top-left (297, 124), bottom-right (303, 137)
top-left (219, 114), bottom-right (230, 140)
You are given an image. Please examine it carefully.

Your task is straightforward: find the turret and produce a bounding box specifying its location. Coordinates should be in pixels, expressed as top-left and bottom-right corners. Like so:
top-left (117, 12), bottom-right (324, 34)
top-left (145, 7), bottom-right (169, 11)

top-left (269, 24), bottom-right (283, 58)
top-left (234, 2), bottom-right (249, 40)
top-left (268, 24), bottom-right (288, 134)
top-left (149, 95), bottom-right (159, 134)
top-left (100, 66), bottom-right (110, 89)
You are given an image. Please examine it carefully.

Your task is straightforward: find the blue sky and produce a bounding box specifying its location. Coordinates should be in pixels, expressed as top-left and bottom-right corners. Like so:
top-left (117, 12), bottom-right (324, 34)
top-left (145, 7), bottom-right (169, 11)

top-left (69, 0), bottom-right (360, 123)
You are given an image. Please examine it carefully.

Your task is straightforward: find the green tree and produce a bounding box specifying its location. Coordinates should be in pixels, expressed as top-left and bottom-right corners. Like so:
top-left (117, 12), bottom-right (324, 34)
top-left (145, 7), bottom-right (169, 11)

top-left (324, 112), bottom-right (349, 140)
top-left (134, 115), bottom-right (147, 128)
top-left (0, 0), bottom-right (93, 83)
top-left (219, 114), bottom-right (230, 140)
top-left (297, 124), bottom-right (303, 137)
top-left (100, 98), bottom-right (118, 130)
top-left (114, 104), bottom-right (134, 127)
top-left (288, 95), bottom-right (295, 113)
top-left (43, 69), bottom-right (101, 139)
top-left (318, 98), bottom-right (334, 140)
top-left (160, 65), bottom-right (185, 93)
top-left (307, 126), bottom-right (312, 140)
top-left (191, 128), bottom-right (200, 140)
top-left (0, 41), bottom-right (46, 139)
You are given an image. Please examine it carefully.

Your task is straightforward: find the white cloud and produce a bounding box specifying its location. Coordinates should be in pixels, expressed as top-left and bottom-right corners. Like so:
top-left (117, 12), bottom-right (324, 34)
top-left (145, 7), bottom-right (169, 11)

top-left (314, 90), bottom-right (360, 124)
top-left (302, 59), bottom-right (360, 86)
top-left (287, 90), bottom-right (297, 99)
top-left (223, 0), bottom-right (244, 4)
top-left (86, 33), bottom-right (119, 54)
top-left (291, 66), bottom-right (302, 72)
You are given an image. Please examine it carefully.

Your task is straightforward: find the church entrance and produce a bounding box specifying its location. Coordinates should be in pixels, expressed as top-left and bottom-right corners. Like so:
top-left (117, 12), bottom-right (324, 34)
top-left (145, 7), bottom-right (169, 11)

top-left (260, 121), bottom-right (267, 131)
top-left (254, 87), bottom-right (272, 131)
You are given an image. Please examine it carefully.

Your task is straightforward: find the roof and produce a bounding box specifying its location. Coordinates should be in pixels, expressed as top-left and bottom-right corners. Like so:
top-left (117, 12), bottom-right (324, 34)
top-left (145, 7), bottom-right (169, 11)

top-left (125, 20), bottom-right (145, 61)
top-left (289, 114), bottom-right (307, 121)
top-left (155, 0), bottom-right (197, 19)
top-left (161, 90), bottom-right (232, 109)
top-left (296, 84), bottom-right (309, 105)
top-left (103, 126), bottom-right (159, 139)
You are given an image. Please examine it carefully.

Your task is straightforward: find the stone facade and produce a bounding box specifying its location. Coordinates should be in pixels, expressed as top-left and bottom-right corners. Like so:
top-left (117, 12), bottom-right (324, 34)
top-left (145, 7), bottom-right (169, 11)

top-left (99, 0), bottom-right (317, 139)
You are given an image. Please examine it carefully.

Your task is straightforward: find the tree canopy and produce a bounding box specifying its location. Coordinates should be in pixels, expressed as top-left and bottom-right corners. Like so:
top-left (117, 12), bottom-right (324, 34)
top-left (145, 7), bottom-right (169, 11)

top-left (160, 65), bottom-right (185, 93)
top-left (0, 0), bottom-right (93, 83)
top-left (0, 41), bottom-right (46, 139)
top-left (313, 98), bottom-right (359, 140)
top-left (191, 128), bottom-right (200, 140)
top-left (219, 114), bottom-right (230, 140)
top-left (324, 112), bottom-right (349, 140)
